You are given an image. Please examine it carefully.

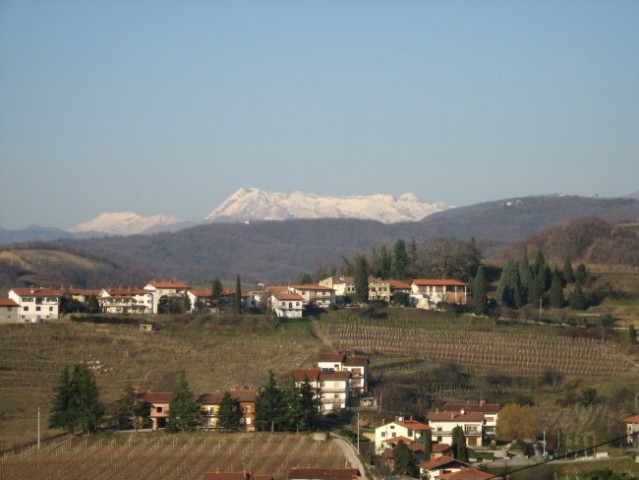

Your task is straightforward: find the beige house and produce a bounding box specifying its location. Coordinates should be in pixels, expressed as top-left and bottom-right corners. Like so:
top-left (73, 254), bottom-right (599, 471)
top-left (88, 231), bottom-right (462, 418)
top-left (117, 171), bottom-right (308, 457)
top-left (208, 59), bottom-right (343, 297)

top-left (319, 276), bottom-right (355, 301)
top-left (0, 298), bottom-right (20, 323)
top-left (197, 390), bottom-right (257, 431)
top-left (317, 351), bottom-right (370, 399)
top-left (8, 287), bottom-right (63, 322)
top-left (417, 456), bottom-right (472, 479)
top-left (410, 279), bottom-right (468, 310)
top-left (98, 288), bottom-right (151, 314)
top-left (270, 292), bottom-right (305, 318)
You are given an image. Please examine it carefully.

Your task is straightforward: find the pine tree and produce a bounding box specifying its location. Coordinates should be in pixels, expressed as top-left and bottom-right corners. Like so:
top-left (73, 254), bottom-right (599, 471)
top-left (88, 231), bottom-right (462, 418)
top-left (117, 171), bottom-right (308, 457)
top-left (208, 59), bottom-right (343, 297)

top-left (211, 279), bottom-right (223, 309)
top-left (353, 255), bottom-right (369, 304)
top-left (255, 371), bottom-right (284, 432)
top-left (52, 363), bottom-right (103, 434)
top-left (298, 377), bottom-right (320, 431)
top-left (549, 270), bottom-right (566, 308)
top-left (472, 265), bottom-right (488, 315)
top-left (575, 263), bottom-right (589, 286)
top-left (518, 249), bottom-right (533, 291)
top-left (281, 378), bottom-right (305, 432)
top-left (218, 391), bottom-right (242, 432)
top-left (569, 283), bottom-right (588, 310)
top-left (392, 440), bottom-right (417, 476)
top-left (496, 259), bottom-right (519, 308)
top-left (392, 238), bottom-right (408, 280)
top-left (167, 371), bottom-right (201, 432)
top-left (49, 366), bottom-right (72, 431)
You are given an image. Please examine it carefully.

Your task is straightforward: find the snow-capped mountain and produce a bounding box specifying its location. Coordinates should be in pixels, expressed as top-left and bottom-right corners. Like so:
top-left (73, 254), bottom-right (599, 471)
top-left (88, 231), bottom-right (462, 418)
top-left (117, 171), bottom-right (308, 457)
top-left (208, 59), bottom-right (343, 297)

top-left (205, 188), bottom-right (447, 223)
top-left (69, 212), bottom-right (188, 236)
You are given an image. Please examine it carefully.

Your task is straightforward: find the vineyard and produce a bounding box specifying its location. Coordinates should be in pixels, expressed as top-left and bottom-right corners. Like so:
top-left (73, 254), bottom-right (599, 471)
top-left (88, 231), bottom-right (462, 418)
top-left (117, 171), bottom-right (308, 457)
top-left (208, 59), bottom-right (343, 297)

top-left (0, 432), bottom-right (345, 480)
top-left (319, 314), bottom-right (639, 378)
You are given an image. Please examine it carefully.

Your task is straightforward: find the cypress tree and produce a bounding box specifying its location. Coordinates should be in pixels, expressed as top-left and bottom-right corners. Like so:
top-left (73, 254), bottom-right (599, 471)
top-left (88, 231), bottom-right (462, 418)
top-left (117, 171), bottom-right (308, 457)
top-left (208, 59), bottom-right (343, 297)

top-left (629, 325), bottom-right (637, 345)
top-left (518, 249), bottom-right (533, 291)
top-left (234, 274), bottom-right (242, 314)
top-left (353, 255), bottom-right (369, 304)
top-left (451, 426), bottom-right (469, 462)
top-left (549, 270), bottom-right (566, 308)
top-left (472, 265), bottom-right (488, 315)
top-left (496, 259), bottom-right (519, 308)
top-left (255, 371), bottom-right (284, 432)
top-left (392, 238), bottom-right (408, 280)
top-left (575, 263), bottom-right (589, 286)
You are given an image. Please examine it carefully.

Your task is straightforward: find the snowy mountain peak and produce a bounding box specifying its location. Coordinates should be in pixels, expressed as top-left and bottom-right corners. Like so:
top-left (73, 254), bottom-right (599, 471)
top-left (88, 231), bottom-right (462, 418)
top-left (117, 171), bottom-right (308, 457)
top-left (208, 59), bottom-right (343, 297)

top-left (69, 211), bottom-right (187, 236)
top-left (205, 188), bottom-right (447, 223)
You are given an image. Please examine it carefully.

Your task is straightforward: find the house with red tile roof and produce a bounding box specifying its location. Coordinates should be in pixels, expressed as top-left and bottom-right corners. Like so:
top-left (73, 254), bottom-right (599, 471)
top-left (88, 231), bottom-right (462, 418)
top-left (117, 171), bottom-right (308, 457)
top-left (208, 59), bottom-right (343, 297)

top-left (374, 417), bottom-right (431, 454)
top-left (441, 402), bottom-right (501, 437)
top-left (144, 280), bottom-right (191, 313)
top-left (410, 279), bottom-right (468, 310)
top-left (98, 288), bottom-right (152, 314)
top-left (317, 351), bottom-right (370, 400)
top-left (288, 467), bottom-right (360, 480)
top-left (8, 287), bottom-right (63, 322)
top-left (288, 284), bottom-right (335, 309)
top-left (439, 467), bottom-right (501, 479)
top-left (136, 390), bottom-right (173, 430)
top-left (427, 410), bottom-right (485, 447)
top-left (197, 390), bottom-right (257, 431)
top-left (319, 276), bottom-right (355, 301)
top-left (270, 292), bottom-right (305, 318)
top-left (624, 413), bottom-right (639, 444)
top-left (0, 298), bottom-right (20, 323)
top-left (418, 455), bottom-right (471, 479)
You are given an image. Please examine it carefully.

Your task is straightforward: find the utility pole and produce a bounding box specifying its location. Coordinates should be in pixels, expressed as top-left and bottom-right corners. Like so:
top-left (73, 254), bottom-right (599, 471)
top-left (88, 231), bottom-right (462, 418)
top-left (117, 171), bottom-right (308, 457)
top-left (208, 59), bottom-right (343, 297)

top-left (37, 405), bottom-right (41, 451)
top-left (357, 411), bottom-right (360, 454)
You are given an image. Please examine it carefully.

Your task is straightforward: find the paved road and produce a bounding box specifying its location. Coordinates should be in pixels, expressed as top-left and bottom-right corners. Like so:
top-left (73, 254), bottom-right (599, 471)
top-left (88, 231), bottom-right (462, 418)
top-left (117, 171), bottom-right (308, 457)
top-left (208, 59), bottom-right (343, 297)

top-left (330, 433), bottom-right (369, 480)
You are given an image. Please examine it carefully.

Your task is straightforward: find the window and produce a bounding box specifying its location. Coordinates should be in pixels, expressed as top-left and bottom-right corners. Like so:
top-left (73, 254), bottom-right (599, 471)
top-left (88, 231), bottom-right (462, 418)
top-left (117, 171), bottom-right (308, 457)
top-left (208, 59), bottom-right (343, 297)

top-left (381, 432), bottom-right (386, 437)
top-left (36, 306), bottom-right (41, 312)
top-left (23, 306), bottom-right (29, 312)
top-left (49, 307), bottom-right (53, 311)
top-left (156, 406), bottom-right (163, 413)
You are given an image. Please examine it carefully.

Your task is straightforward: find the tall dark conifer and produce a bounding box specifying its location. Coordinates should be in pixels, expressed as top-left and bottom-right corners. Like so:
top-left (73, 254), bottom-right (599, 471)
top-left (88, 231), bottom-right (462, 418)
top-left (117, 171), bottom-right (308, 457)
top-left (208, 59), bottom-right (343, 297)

top-left (472, 265), bottom-right (488, 315)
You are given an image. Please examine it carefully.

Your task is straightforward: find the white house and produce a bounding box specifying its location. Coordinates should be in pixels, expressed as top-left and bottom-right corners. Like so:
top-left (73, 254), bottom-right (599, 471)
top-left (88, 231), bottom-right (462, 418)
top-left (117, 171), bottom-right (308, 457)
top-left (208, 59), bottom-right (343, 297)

top-left (417, 456), bottom-right (472, 480)
top-left (0, 298), bottom-right (20, 323)
top-left (319, 276), bottom-right (355, 301)
top-left (410, 279), bottom-right (468, 310)
top-left (374, 417), bottom-right (431, 454)
top-left (8, 287), bottom-right (63, 322)
top-left (442, 402), bottom-right (501, 437)
top-left (624, 414), bottom-right (639, 444)
top-left (288, 284), bottom-right (335, 309)
top-left (271, 292), bottom-right (305, 318)
top-left (144, 280), bottom-right (190, 314)
top-left (427, 410), bottom-right (485, 447)
top-left (98, 288), bottom-right (152, 314)
top-left (318, 370), bottom-right (350, 413)
top-left (317, 352), bottom-right (370, 399)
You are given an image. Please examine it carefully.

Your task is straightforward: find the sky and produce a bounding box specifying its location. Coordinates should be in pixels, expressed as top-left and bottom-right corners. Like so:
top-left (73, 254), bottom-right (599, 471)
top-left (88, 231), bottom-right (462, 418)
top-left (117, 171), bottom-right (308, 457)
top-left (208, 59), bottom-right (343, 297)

top-left (1, 1), bottom-right (638, 230)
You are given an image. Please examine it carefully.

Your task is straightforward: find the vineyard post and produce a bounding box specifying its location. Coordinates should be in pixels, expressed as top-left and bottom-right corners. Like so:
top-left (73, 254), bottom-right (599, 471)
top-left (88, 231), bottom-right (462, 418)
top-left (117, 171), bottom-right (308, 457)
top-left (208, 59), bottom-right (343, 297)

top-left (37, 405), bottom-right (40, 451)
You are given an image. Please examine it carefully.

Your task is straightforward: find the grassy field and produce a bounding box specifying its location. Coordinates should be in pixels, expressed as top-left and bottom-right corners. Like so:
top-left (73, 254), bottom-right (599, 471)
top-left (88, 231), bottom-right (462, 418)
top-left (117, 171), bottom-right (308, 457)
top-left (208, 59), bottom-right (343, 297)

top-left (0, 431), bottom-right (344, 480)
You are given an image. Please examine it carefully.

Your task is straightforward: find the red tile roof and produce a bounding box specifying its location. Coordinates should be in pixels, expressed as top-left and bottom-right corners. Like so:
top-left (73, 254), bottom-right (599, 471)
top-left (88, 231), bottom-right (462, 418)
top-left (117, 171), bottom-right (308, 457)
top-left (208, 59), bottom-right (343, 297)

top-left (387, 279), bottom-right (411, 289)
top-left (0, 298), bottom-right (19, 307)
top-left (624, 414), bottom-right (639, 423)
top-left (68, 288), bottom-right (102, 296)
top-left (272, 292), bottom-right (305, 301)
top-left (147, 280), bottom-right (190, 289)
top-left (10, 287), bottom-right (63, 297)
top-left (318, 352), bottom-right (346, 363)
top-left (428, 411), bottom-right (485, 422)
top-left (395, 419), bottom-right (430, 431)
top-left (439, 468), bottom-right (499, 479)
top-left (383, 435), bottom-right (414, 445)
top-left (190, 289), bottom-right (213, 297)
top-left (418, 455), bottom-right (470, 470)
top-left (343, 355), bottom-right (368, 367)
top-left (319, 370), bottom-right (351, 381)
top-left (288, 467), bottom-right (359, 480)
top-left (136, 391), bottom-right (173, 403)
top-left (290, 284), bottom-right (334, 291)
top-left (412, 279), bottom-right (468, 287)
top-left (104, 288), bottom-right (146, 296)
top-left (290, 368), bottom-right (321, 382)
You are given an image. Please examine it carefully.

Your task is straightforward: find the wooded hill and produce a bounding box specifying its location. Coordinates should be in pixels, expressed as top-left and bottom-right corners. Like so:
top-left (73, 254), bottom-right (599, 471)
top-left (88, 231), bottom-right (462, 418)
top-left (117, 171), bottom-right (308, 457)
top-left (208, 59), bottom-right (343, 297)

top-left (1, 195), bottom-right (637, 288)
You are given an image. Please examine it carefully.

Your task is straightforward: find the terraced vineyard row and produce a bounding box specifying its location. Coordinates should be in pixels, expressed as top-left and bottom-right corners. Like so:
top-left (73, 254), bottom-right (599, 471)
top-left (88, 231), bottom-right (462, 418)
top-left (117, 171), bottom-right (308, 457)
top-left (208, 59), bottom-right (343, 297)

top-left (0, 432), bottom-right (344, 480)
top-left (321, 321), bottom-right (638, 377)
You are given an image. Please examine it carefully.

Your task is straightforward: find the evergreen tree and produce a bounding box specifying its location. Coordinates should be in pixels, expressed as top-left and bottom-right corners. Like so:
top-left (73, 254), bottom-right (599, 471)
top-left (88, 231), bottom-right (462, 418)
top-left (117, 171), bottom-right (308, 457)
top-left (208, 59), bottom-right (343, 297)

top-left (533, 250), bottom-right (550, 292)
top-left (51, 363), bottom-right (104, 434)
top-left (281, 378), bottom-right (305, 432)
top-left (255, 371), bottom-right (284, 431)
top-left (218, 391), bottom-right (242, 432)
top-left (167, 371), bottom-right (201, 432)
top-left (563, 258), bottom-right (575, 284)
top-left (392, 238), bottom-right (408, 280)
top-left (496, 259), bottom-right (519, 308)
top-left (353, 255), bottom-right (369, 304)
top-left (113, 384), bottom-right (136, 430)
top-left (407, 238), bottom-right (419, 279)
top-left (49, 366), bottom-right (72, 431)
top-left (629, 325), bottom-right (637, 346)
top-left (549, 270), bottom-right (566, 308)
top-left (569, 283), bottom-right (588, 310)
top-left (371, 245), bottom-right (392, 279)
top-left (451, 426), bottom-right (469, 462)
top-left (211, 279), bottom-right (224, 309)
top-left (527, 277), bottom-right (541, 309)
top-left (575, 263), bottom-right (589, 286)
top-left (421, 429), bottom-right (432, 460)
top-left (518, 249), bottom-right (533, 291)
top-left (392, 440), bottom-right (417, 477)
top-left (298, 376), bottom-right (320, 431)
top-left (472, 265), bottom-right (488, 315)
top-left (87, 295), bottom-right (100, 314)
top-left (234, 274), bottom-right (242, 314)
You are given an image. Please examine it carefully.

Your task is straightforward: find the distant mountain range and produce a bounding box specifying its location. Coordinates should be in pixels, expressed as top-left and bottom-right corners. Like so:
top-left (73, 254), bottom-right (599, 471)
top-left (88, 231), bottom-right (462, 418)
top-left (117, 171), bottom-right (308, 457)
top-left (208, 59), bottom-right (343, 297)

top-left (1, 188), bottom-right (447, 242)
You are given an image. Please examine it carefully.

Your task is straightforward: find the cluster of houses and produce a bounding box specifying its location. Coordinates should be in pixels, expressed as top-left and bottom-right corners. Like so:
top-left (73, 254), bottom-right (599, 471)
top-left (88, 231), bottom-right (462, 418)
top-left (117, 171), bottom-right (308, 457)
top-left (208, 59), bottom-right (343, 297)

top-left (136, 351), bottom-right (370, 431)
top-left (374, 402), bottom-right (502, 479)
top-left (0, 276), bottom-right (469, 323)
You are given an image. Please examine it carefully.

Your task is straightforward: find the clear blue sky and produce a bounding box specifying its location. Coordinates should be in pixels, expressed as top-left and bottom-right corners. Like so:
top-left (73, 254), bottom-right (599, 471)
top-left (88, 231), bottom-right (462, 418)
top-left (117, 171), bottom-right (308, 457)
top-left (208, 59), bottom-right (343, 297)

top-left (1, 0), bottom-right (637, 230)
